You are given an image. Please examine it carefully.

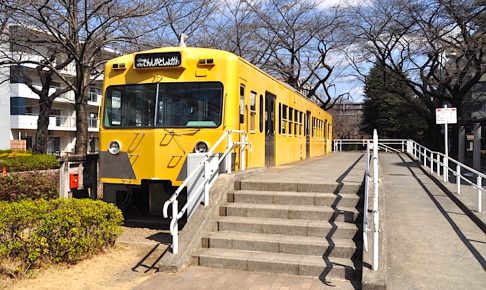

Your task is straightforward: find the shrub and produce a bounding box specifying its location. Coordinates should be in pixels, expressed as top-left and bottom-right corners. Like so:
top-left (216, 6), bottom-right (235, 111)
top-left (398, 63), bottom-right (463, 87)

top-left (0, 171), bottom-right (59, 202)
top-left (0, 153), bottom-right (59, 172)
top-left (0, 199), bottom-right (123, 277)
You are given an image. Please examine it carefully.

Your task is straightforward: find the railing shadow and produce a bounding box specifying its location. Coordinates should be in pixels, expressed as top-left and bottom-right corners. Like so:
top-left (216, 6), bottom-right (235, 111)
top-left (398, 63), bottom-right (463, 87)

top-left (397, 153), bottom-right (486, 271)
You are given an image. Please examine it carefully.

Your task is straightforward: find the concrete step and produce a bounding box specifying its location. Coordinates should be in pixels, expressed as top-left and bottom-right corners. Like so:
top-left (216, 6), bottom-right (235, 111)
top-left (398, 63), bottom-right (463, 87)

top-left (197, 248), bottom-right (359, 279)
top-left (238, 181), bottom-right (361, 194)
top-left (220, 203), bottom-right (359, 222)
top-left (229, 190), bottom-right (360, 207)
top-left (216, 216), bottom-right (359, 239)
top-left (202, 231), bottom-right (358, 258)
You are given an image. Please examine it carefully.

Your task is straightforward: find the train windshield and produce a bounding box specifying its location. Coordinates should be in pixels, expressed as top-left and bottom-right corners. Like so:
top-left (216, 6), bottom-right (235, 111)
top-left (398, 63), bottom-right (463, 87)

top-left (104, 82), bottom-right (223, 128)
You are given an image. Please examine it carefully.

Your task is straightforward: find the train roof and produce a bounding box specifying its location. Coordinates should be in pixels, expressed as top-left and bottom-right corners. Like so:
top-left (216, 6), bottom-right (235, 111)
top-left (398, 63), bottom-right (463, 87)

top-left (107, 47), bottom-right (327, 113)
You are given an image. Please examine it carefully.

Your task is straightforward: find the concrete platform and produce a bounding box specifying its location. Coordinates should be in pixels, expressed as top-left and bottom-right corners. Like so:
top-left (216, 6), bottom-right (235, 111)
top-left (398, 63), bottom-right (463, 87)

top-left (380, 153), bottom-right (486, 289)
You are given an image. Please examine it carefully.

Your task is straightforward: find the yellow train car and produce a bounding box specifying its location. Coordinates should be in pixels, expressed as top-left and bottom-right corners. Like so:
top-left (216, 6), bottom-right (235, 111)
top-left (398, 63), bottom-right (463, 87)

top-left (99, 47), bottom-right (332, 214)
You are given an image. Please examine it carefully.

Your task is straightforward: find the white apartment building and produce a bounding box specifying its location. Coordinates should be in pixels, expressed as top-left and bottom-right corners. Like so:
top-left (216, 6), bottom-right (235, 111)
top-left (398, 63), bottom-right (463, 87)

top-left (0, 28), bottom-right (102, 154)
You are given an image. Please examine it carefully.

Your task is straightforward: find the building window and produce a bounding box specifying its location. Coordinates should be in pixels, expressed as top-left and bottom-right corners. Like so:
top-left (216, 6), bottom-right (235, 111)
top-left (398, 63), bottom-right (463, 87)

top-left (89, 87), bottom-right (100, 102)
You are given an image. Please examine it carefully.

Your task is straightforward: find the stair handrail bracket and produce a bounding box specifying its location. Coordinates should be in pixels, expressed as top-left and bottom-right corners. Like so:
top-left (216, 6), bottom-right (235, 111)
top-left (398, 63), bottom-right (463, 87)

top-left (162, 130), bottom-right (251, 254)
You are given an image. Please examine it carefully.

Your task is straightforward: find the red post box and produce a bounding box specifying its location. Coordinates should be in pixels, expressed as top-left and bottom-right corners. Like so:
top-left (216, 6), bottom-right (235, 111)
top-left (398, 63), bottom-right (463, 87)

top-left (69, 174), bottom-right (79, 189)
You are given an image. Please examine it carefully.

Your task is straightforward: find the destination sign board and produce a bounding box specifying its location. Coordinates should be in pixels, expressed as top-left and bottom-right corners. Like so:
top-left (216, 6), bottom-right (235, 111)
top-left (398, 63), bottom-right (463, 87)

top-left (134, 52), bottom-right (181, 68)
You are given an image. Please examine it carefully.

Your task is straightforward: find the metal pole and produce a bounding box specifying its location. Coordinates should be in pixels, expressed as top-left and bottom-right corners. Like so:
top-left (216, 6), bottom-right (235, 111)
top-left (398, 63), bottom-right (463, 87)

top-left (240, 134), bottom-right (246, 171)
top-left (172, 200), bottom-right (179, 254)
top-left (437, 154), bottom-right (441, 177)
top-left (430, 151), bottom-right (434, 172)
top-left (204, 160), bottom-right (210, 206)
top-left (444, 120), bottom-right (449, 182)
top-left (372, 129), bottom-right (379, 271)
top-left (456, 165), bottom-right (461, 195)
top-left (226, 133), bottom-right (232, 173)
top-left (477, 176), bottom-right (482, 213)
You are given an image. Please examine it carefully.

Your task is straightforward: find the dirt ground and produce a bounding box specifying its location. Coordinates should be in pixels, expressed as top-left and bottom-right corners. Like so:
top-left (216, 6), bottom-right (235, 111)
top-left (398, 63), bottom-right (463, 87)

top-left (1, 227), bottom-right (170, 290)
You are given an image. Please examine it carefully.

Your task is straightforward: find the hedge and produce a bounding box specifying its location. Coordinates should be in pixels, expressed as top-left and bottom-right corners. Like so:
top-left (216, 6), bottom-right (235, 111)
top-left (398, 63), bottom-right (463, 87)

top-left (0, 171), bottom-right (59, 202)
top-left (0, 199), bottom-right (123, 277)
top-left (0, 151), bottom-right (59, 172)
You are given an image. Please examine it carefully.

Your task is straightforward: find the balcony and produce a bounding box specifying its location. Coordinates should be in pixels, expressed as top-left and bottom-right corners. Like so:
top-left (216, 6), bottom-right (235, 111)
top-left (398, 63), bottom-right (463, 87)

top-left (10, 83), bottom-right (75, 103)
top-left (10, 83), bottom-right (101, 105)
top-left (10, 114), bottom-right (99, 132)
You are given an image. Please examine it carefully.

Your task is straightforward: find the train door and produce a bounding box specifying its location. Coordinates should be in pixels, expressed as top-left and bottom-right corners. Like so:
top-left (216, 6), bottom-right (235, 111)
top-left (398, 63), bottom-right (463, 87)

top-left (265, 92), bottom-right (276, 167)
top-left (305, 111), bottom-right (311, 159)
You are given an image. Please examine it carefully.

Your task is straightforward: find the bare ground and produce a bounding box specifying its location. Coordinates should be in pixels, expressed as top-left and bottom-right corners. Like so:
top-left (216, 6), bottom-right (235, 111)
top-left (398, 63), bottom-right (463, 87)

top-left (1, 227), bottom-right (171, 290)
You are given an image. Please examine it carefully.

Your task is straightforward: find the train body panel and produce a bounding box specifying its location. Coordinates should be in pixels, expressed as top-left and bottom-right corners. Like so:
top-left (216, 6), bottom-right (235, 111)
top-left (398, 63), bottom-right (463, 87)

top-left (99, 47), bottom-right (332, 213)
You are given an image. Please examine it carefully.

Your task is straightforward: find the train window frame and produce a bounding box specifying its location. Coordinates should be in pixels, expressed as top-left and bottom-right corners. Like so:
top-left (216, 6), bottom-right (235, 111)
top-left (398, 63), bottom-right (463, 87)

top-left (282, 105), bottom-right (287, 135)
top-left (239, 84), bottom-right (245, 124)
top-left (103, 81), bottom-right (224, 129)
top-left (278, 103), bottom-right (282, 134)
top-left (288, 107), bottom-right (293, 135)
top-left (259, 94), bottom-right (263, 133)
top-left (299, 111), bottom-right (303, 136)
top-left (249, 91), bottom-right (257, 133)
top-left (294, 110), bottom-right (298, 137)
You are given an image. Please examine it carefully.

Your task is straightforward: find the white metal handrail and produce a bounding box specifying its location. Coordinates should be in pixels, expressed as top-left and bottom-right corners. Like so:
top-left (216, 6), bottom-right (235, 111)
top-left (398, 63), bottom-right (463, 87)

top-left (162, 130), bottom-right (251, 254)
top-left (335, 138), bottom-right (484, 213)
top-left (362, 130), bottom-right (380, 271)
top-left (408, 140), bottom-right (484, 213)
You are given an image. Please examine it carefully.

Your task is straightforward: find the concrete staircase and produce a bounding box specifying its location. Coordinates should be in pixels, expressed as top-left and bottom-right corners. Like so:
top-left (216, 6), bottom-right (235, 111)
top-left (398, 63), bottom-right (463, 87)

top-left (194, 180), bottom-right (362, 281)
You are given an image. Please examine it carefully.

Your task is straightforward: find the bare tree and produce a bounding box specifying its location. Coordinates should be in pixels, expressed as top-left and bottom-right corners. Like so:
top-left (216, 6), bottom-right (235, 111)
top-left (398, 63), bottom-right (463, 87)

top-left (347, 0), bottom-right (486, 149)
top-left (244, 0), bottom-right (350, 109)
top-left (6, 0), bottom-right (167, 154)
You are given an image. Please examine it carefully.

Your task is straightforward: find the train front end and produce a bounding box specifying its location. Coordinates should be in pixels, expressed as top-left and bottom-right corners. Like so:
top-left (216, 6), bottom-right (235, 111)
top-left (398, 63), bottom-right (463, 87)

top-left (99, 48), bottom-right (238, 215)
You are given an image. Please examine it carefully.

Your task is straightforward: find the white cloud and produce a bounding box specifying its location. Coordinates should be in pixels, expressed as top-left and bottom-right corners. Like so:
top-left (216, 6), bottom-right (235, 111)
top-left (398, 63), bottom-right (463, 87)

top-left (318, 0), bottom-right (372, 9)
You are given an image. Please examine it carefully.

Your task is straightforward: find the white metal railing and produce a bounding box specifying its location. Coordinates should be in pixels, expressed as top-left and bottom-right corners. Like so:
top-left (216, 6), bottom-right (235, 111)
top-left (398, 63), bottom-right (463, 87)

top-left (333, 138), bottom-right (407, 153)
top-left (408, 140), bottom-right (484, 213)
top-left (335, 137), bottom-right (484, 213)
top-left (162, 130), bottom-right (251, 254)
top-left (362, 130), bottom-right (380, 271)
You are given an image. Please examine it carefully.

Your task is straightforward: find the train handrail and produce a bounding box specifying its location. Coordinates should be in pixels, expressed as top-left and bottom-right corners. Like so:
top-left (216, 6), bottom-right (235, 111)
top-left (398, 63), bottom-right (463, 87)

top-left (162, 130), bottom-right (251, 254)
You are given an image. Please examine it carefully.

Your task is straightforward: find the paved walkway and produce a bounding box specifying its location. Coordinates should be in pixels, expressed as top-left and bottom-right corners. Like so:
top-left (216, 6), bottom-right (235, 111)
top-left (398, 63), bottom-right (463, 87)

top-left (381, 153), bottom-right (486, 289)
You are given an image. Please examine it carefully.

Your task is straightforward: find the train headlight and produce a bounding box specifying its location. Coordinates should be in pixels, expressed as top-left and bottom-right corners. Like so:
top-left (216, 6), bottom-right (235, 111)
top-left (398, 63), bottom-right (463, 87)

top-left (108, 140), bottom-right (121, 155)
top-left (194, 141), bottom-right (209, 153)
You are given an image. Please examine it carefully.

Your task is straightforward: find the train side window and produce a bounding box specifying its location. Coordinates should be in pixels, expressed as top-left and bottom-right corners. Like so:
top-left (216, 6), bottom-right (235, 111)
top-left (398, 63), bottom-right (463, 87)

top-left (250, 91), bottom-right (256, 133)
top-left (324, 120), bottom-right (328, 138)
top-left (278, 103), bottom-right (282, 134)
top-left (294, 110), bottom-right (298, 136)
top-left (289, 107), bottom-right (293, 135)
top-left (282, 105), bottom-right (287, 135)
top-left (239, 85), bottom-right (245, 124)
top-left (299, 111), bottom-right (303, 136)
top-left (259, 94), bottom-right (263, 133)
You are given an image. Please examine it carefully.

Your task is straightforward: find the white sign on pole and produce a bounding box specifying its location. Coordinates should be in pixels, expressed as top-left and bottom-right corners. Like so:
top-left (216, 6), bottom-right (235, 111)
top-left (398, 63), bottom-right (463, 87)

top-left (436, 108), bottom-right (457, 124)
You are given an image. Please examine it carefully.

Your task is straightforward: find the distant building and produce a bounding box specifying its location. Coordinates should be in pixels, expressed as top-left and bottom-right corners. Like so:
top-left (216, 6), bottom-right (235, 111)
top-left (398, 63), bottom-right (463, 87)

top-left (328, 102), bottom-right (367, 139)
top-left (0, 26), bottom-right (102, 153)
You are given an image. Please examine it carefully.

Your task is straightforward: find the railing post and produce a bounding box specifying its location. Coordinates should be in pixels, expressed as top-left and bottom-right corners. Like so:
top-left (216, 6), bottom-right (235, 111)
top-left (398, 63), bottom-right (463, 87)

top-left (401, 140), bottom-right (404, 152)
top-left (226, 133), bottom-right (233, 173)
top-left (443, 156), bottom-right (447, 182)
top-left (437, 154), bottom-right (441, 177)
top-left (372, 130), bottom-right (379, 271)
top-left (430, 151), bottom-right (434, 172)
top-left (204, 160), bottom-right (210, 206)
top-left (423, 149), bottom-right (426, 166)
top-left (240, 134), bottom-right (246, 171)
top-left (456, 165), bottom-right (461, 195)
top-left (477, 176), bottom-right (482, 213)
top-left (172, 199), bottom-right (179, 254)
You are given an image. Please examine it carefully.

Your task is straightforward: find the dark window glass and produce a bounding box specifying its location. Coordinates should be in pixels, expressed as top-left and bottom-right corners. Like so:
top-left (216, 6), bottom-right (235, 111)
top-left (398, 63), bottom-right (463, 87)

top-left (104, 82), bottom-right (223, 128)
top-left (259, 94), bottom-right (263, 133)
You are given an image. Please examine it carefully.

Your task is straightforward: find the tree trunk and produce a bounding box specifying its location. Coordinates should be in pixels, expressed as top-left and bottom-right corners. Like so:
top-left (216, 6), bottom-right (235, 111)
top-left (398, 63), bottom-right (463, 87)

top-left (32, 94), bottom-right (52, 154)
top-left (74, 99), bottom-right (88, 154)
